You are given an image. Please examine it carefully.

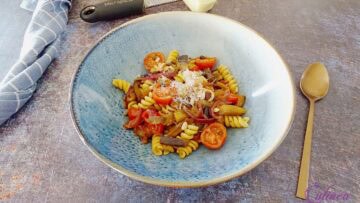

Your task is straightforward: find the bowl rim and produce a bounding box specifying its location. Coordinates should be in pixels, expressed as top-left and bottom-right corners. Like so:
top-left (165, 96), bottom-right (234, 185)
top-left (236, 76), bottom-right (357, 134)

top-left (69, 11), bottom-right (296, 188)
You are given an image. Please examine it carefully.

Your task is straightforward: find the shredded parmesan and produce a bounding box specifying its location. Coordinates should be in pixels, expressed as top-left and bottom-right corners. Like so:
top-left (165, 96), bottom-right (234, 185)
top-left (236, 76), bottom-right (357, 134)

top-left (170, 69), bottom-right (208, 106)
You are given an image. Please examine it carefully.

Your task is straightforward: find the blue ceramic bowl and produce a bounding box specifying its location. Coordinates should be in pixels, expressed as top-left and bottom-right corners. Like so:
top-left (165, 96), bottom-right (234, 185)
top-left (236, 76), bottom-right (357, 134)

top-left (70, 12), bottom-right (295, 187)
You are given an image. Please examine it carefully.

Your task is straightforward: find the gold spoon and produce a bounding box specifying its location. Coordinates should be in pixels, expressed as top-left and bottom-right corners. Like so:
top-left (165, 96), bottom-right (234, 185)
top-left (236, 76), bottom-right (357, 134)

top-left (296, 63), bottom-right (330, 199)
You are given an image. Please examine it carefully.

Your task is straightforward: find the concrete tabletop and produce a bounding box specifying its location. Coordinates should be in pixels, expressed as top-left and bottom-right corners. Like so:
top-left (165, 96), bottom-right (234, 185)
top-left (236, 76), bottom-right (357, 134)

top-left (0, 0), bottom-right (359, 202)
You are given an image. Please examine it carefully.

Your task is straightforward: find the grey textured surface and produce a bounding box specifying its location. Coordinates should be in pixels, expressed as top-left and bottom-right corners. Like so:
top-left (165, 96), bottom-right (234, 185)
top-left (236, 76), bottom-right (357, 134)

top-left (0, 0), bottom-right (359, 202)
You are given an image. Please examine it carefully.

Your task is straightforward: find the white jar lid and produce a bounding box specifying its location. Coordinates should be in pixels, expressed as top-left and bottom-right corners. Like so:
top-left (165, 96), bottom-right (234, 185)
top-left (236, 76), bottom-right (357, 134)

top-left (183, 0), bottom-right (217, 12)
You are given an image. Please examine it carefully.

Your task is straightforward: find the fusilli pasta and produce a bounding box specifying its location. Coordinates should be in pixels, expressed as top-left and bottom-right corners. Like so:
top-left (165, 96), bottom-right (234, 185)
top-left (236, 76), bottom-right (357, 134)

top-left (174, 72), bottom-right (185, 83)
top-left (177, 140), bottom-right (199, 159)
top-left (141, 80), bottom-right (154, 91)
top-left (217, 65), bottom-right (238, 93)
top-left (152, 136), bottom-right (163, 155)
top-left (112, 79), bottom-right (131, 93)
top-left (224, 116), bottom-right (250, 128)
top-left (138, 92), bottom-right (155, 109)
top-left (166, 50), bottom-right (179, 64)
top-left (179, 123), bottom-right (199, 140)
top-left (127, 101), bottom-right (138, 109)
top-left (152, 136), bottom-right (174, 156)
top-left (163, 145), bottom-right (175, 155)
top-left (160, 105), bottom-right (176, 115)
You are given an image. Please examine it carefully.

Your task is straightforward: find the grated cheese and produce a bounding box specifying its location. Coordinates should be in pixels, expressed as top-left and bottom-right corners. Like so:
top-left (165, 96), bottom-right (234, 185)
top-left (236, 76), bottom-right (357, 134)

top-left (170, 69), bottom-right (208, 106)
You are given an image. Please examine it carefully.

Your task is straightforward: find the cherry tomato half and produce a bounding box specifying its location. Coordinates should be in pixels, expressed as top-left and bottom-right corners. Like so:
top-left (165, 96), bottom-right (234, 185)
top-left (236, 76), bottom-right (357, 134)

top-left (226, 93), bottom-right (239, 104)
top-left (147, 123), bottom-right (164, 135)
top-left (189, 64), bottom-right (201, 71)
top-left (141, 109), bottom-right (160, 122)
top-left (124, 108), bottom-right (143, 129)
top-left (134, 124), bottom-right (152, 144)
top-left (195, 57), bottom-right (216, 70)
top-left (200, 122), bottom-right (227, 150)
top-left (128, 107), bottom-right (142, 120)
top-left (152, 85), bottom-right (174, 105)
top-left (143, 52), bottom-right (165, 71)
top-left (141, 109), bottom-right (164, 125)
top-left (134, 124), bottom-right (152, 138)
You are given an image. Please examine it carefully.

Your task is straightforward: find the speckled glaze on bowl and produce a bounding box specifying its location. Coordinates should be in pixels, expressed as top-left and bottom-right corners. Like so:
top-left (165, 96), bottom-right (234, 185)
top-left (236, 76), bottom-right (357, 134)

top-left (70, 11), bottom-right (295, 187)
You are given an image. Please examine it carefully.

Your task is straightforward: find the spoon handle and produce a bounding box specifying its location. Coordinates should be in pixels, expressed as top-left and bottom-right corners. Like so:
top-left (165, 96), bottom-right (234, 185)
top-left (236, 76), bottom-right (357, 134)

top-left (296, 99), bottom-right (315, 199)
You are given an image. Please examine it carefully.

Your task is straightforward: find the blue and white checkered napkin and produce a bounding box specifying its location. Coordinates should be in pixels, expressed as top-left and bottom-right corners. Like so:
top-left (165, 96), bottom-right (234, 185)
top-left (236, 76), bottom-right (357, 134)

top-left (0, 0), bottom-right (71, 125)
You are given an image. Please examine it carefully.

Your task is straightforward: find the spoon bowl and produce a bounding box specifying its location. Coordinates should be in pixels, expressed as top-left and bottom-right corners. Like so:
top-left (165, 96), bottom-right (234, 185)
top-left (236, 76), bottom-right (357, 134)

top-left (300, 63), bottom-right (330, 101)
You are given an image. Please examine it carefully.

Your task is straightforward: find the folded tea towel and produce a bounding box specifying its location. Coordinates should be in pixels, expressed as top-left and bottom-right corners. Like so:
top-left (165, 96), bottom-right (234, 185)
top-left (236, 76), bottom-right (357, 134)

top-left (0, 0), bottom-right (71, 125)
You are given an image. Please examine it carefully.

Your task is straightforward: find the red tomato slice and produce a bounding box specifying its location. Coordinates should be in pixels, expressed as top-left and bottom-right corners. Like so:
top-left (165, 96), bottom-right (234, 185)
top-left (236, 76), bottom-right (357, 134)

top-left (201, 122), bottom-right (227, 150)
top-left (138, 109), bottom-right (165, 135)
top-left (153, 93), bottom-right (172, 105)
top-left (143, 52), bottom-right (165, 71)
top-left (128, 107), bottom-right (142, 120)
top-left (189, 64), bottom-right (201, 71)
top-left (147, 123), bottom-right (165, 135)
top-left (226, 94), bottom-right (239, 104)
top-left (134, 124), bottom-right (151, 138)
top-left (134, 124), bottom-right (153, 144)
top-left (152, 86), bottom-right (174, 105)
top-left (195, 57), bottom-right (216, 70)
top-left (124, 108), bottom-right (143, 129)
top-left (141, 109), bottom-right (160, 123)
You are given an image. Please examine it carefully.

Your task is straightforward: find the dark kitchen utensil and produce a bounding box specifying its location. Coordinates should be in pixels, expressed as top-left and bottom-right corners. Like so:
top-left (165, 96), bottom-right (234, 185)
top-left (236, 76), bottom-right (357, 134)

top-left (80, 0), bottom-right (145, 23)
top-left (80, 0), bottom-right (178, 23)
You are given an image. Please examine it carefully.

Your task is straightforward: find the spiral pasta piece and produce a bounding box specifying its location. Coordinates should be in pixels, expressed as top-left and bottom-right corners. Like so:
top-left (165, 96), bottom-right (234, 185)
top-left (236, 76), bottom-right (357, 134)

top-left (138, 92), bottom-right (155, 109)
top-left (125, 88), bottom-right (138, 109)
top-left (212, 70), bottom-right (223, 80)
top-left (160, 105), bottom-right (176, 115)
top-left (188, 140), bottom-right (199, 150)
top-left (166, 50), bottom-right (179, 64)
top-left (177, 140), bottom-right (199, 159)
top-left (174, 72), bottom-right (185, 83)
top-left (152, 136), bottom-right (163, 156)
top-left (151, 136), bottom-right (174, 156)
top-left (159, 105), bottom-right (176, 126)
top-left (154, 103), bottom-right (162, 111)
top-left (112, 79), bottom-right (131, 93)
top-left (224, 116), bottom-right (249, 128)
top-left (180, 124), bottom-right (199, 140)
top-left (163, 145), bottom-right (175, 155)
top-left (127, 101), bottom-right (139, 109)
top-left (217, 65), bottom-right (238, 93)
top-left (141, 80), bottom-right (154, 91)
top-left (140, 80), bottom-right (153, 96)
